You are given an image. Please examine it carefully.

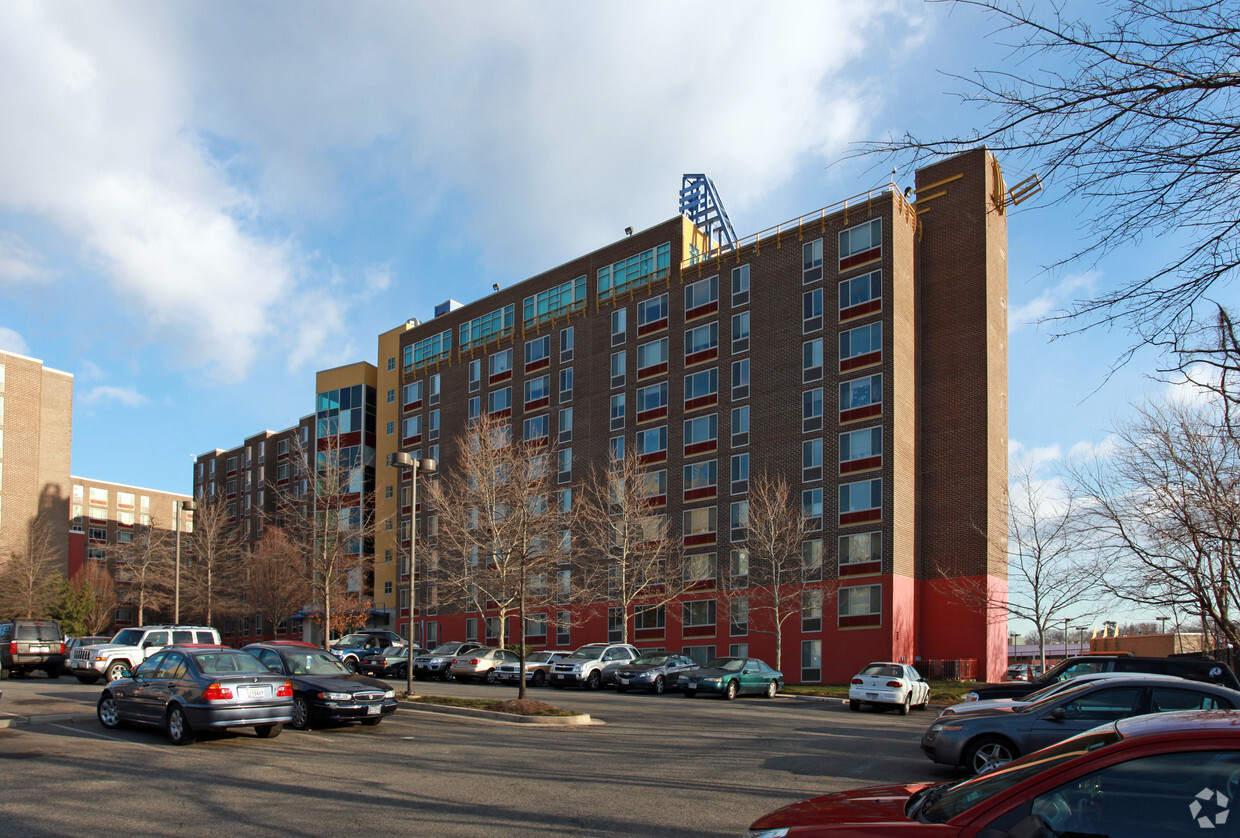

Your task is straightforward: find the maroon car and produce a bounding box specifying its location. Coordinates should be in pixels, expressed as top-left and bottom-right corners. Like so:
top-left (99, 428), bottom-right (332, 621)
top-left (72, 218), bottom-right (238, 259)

top-left (748, 710), bottom-right (1240, 836)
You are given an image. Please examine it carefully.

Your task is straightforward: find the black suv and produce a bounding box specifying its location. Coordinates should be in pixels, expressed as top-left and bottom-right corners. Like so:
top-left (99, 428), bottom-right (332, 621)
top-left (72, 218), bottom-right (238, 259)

top-left (968, 654), bottom-right (1240, 701)
top-left (0, 619), bottom-right (65, 678)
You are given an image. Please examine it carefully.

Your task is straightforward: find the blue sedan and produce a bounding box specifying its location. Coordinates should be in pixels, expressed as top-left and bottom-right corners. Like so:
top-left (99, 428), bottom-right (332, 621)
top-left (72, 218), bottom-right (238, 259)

top-left (680, 657), bottom-right (783, 700)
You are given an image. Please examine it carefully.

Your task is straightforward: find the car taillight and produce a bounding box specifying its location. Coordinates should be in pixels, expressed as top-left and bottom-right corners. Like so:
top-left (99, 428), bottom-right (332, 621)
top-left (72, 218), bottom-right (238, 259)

top-left (277, 681), bottom-right (293, 697)
top-left (203, 682), bottom-right (234, 700)
top-left (851, 678), bottom-right (863, 684)
top-left (886, 680), bottom-right (904, 688)
top-left (60, 642), bottom-right (66, 655)
top-left (468, 658), bottom-right (481, 665)
top-left (8, 642), bottom-right (15, 655)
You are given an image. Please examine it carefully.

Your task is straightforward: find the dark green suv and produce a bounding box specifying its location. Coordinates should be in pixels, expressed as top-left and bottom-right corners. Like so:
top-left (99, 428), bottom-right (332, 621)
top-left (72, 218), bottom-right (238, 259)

top-left (0, 619), bottom-right (65, 678)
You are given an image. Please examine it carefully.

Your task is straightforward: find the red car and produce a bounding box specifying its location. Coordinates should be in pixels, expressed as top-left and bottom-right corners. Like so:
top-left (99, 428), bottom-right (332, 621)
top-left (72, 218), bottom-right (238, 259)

top-left (749, 710), bottom-right (1240, 836)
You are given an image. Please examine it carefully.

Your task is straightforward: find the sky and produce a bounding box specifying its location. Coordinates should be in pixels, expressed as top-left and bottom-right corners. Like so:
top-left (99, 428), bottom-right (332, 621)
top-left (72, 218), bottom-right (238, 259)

top-left (0, 2), bottom-right (1225, 632)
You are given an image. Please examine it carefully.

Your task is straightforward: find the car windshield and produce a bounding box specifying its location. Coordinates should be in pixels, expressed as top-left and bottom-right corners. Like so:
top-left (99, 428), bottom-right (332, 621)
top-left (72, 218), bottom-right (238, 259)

top-left (705, 658), bottom-right (745, 672)
top-left (193, 651), bottom-right (274, 676)
top-left (335, 634), bottom-right (372, 647)
top-left (1015, 679), bottom-right (1097, 714)
top-left (633, 654), bottom-right (669, 666)
top-left (15, 624), bottom-right (61, 641)
top-left (922, 727), bottom-right (1123, 823)
top-left (429, 643), bottom-right (463, 655)
top-left (528, 652), bottom-right (557, 663)
top-left (567, 645), bottom-right (608, 661)
top-left (378, 646), bottom-right (407, 658)
top-left (1021, 678), bottom-right (1087, 703)
top-left (111, 629), bottom-right (145, 646)
top-left (861, 663), bottom-right (904, 678)
top-left (283, 651), bottom-right (349, 676)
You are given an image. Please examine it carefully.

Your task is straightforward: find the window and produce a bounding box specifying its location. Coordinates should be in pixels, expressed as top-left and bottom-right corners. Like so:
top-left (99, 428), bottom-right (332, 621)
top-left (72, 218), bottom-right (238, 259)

top-left (731, 453), bottom-right (749, 494)
top-left (634, 605), bottom-right (665, 630)
top-left (841, 373), bottom-right (882, 421)
top-left (803, 288), bottom-right (823, 332)
top-left (730, 500), bottom-right (748, 541)
top-left (802, 589), bottom-right (823, 633)
top-left (524, 276), bottom-right (587, 327)
top-left (683, 599), bottom-right (716, 628)
top-left (637, 337), bottom-right (668, 378)
top-left (683, 507), bottom-right (717, 544)
top-left (684, 275), bottom-right (719, 319)
top-left (803, 388), bottom-right (823, 433)
top-left (840, 478), bottom-right (882, 524)
top-left (524, 613), bottom-right (548, 638)
top-left (611, 350), bottom-right (626, 388)
top-left (638, 469), bottom-right (667, 506)
top-left (597, 243), bottom-right (672, 299)
top-left (841, 426), bottom-right (882, 472)
top-left (487, 387), bottom-right (512, 415)
top-left (610, 435), bottom-right (625, 460)
top-left (525, 335), bottom-right (550, 369)
top-left (610, 394), bottom-right (626, 430)
top-left (558, 407), bottom-right (573, 443)
top-left (636, 425), bottom-right (667, 460)
top-left (682, 645), bottom-right (716, 665)
top-left (559, 367), bottom-right (573, 401)
top-left (636, 381), bottom-right (668, 421)
top-left (557, 448), bottom-right (572, 484)
top-left (803, 487), bottom-right (823, 530)
top-left (560, 326), bottom-right (575, 361)
top-left (611, 309), bottom-right (627, 346)
top-left (731, 405), bottom-right (749, 447)
top-left (802, 438), bottom-right (823, 482)
top-left (803, 238), bottom-right (823, 283)
top-left (801, 639), bottom-right (822, 683)
top-left (731, 311), bottom-right (750, 353)
top-left (403, 380), bottom-right (423, 407)
top-left (803, 338), bottom-right (823, 382)
top-left (556, 611), bottom-right (571, 646)
top-left (684, 554), bottom-right (717, 584)
top-left (524, 374), bottom-right (551, 408)
top-left (684, 368), bottom-right (718, 408)
top-left (839, 584), bottom-right (882, 623)
top-left (402, 415), bottom-right (422, 441)
top-left (683, 460), bottom-right (717, 500)
top-left (387, 357), bottom-right (396, 372)
top-left (685, 322), bottom-right (718, 363)
top-left (386, 388), bottom-right (395, 404)
top-left (730, 597), bottom-right (748, 635)
top-left (429, 374), bottom-right (440, 405)
top-left (465, 618), bottom-right (478, 643)
top-left (460, 304), bottom-right (515, 350)
top-left (406, 329), bottom-right (452, 371)
top-left (730, 549), bottom-right (749, 585)
top-left (840, 269), bottom-right (882, 319)
top-left (684, 414), bottom-right (718, 455)
top-left (523, 414), bottom-right (549, 443)
top-left (468, 396), bottom-right (480, 419)
top-left (385, 421), bottom-right (394, 435)
top-left (428, 409), bottom-right (440, 440)
top-left (839, 218), bottom-right (881, 269)
top-left (731, 264), bottom-right (750, 306)
top-left (637, 293), bottom-right (669, 335)
top-left (489, 348), bottom-right (513, 381)
top-left (731, 359), bottom-right (750, 400)
top-left (840, 531), bottom-right (882, 576)
top-left (840, 322), bottom-right (882, 370)
top-left (803, 538), bottom-right (824, 582)
top-left (468, 359), bottom-right (481, 392)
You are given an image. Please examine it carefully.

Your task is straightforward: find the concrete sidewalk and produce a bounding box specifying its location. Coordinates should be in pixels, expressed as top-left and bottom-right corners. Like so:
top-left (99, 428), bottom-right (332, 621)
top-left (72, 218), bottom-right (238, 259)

top-left (0, 679), bottom-right (100, 728)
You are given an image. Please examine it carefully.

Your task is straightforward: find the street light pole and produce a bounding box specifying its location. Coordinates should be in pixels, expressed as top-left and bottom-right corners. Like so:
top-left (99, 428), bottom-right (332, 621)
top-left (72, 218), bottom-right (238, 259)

top-left (174, 499), bottom-right (196, 623)
top-left (1074, 625), bottom-right (1087, 655)
top-left (388, 452), bottom-right (437, 698)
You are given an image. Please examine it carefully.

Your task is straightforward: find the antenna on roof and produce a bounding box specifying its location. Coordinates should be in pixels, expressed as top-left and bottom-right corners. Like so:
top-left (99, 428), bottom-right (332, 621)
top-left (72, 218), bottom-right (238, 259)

top-left (679, 174), bottom-right (737, 251)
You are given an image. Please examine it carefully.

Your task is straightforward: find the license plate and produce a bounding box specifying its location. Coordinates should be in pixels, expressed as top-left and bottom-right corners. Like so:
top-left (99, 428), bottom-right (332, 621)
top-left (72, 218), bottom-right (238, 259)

top-left (619, 677), bottom-right (629, 684)
top-left (240, 686), bottom-right (268, 699)
top-left (366, 704), bottom-right (380, 715)
top-left (866, 693), bottom-right (878, 699)
top-left (32, 646), bottom-right (49, 653)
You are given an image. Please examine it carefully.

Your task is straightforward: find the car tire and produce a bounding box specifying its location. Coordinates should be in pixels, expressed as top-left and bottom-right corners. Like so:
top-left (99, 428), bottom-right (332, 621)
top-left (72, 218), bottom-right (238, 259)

top-left (964, 736), bottom-right (1017, 775)
top-left (484, 669), bottom-right (497, 685)
top-left (438, 670), bottom-right (452, 682)
top-left (165, 705), bottom-right (195, 746)
top-left (765, 680), bottom-right (778, 699)
top-left (97, 692), bottom-right (121, 729)
top-left (587, 671), bottom-right (603, 691)
top-left (723, 680), bottom-right (739, 701)
top-left (654, 676), bottom-right (666, 695)
top-left (532, 671), bottom-right (546, 688)
top-left (291, 696), bottom-right (312, 731)
top-left (915, 689), bottom-right (930, 711)
top-left (254, 723), bottom-right (282, 739)
top-left (344, 658), bottom-right (358, 673)
top-left (849, 699), bottom-right (861, 711)
top-left (360, 718), bottom-right (382, 727)
top-left (45, 666), bottom-right (61, 678)
top-left (76, 674), bottom-right (100, 685)
top-left (105, 661), bottom-right (129, 683)
top-left (899, 693), bottom-right (911, 716)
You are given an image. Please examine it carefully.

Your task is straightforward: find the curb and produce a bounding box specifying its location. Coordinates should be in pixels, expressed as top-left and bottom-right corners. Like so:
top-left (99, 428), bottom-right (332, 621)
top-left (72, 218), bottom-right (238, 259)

top-left (0, 712), bottom-right (95, 729)
top-left (399, 699), bottom-right (600, 726)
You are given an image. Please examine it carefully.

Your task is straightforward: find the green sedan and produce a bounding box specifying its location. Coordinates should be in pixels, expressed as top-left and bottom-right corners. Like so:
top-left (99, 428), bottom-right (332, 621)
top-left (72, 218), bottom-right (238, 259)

top-left (679, 657), bottom-right (783, 700)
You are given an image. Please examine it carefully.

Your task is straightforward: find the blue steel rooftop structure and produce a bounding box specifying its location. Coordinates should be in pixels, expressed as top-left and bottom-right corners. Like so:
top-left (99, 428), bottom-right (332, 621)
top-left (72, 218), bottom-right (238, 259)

top-left (679, 173), bottom-right (737, 251)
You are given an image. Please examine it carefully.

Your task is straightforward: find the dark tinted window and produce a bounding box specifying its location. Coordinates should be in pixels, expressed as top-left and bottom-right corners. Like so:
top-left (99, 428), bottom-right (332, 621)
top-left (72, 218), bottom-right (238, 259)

top-left (1151, 687), bottom-right (1233, 711)
top-left (15, 623), bottom-right (61, 641)
top-left (1059, 686), bottom-right (1143, 723)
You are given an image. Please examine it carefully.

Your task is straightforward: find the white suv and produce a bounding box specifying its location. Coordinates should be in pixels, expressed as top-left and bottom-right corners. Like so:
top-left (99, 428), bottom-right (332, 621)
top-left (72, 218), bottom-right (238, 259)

top-left (67, 625), bottom-right (220, 683)
top-left (549, 643), bottom-right (640, 690)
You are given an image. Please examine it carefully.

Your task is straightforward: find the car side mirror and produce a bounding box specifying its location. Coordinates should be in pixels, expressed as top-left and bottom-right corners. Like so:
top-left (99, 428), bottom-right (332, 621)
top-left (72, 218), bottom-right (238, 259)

top-left (123, 670), bottom-right (134, 680)
top-left (1048, 707), bottom-right (1067, 721)
top-left (1003, 814), bottom-right (1052, 838)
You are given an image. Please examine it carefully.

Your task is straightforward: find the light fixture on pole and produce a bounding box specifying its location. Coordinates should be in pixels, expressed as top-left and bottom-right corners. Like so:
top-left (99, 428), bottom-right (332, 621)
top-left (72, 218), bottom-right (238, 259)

top-left (1073, 625), bottom-right (1088, 655)
top-left (174, 499), bottom-right (197, 623)
top-left (1158, 615), bottom-right (1169, 635)
top-left (388, 451), bottom-right (437, 698)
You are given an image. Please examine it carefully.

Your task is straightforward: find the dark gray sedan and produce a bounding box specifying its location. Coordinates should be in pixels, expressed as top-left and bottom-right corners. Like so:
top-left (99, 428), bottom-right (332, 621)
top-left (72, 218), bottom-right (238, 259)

top-left (97, 645), bottom-right (293, 745)
top-left (244, 642), bottom-right (397, 730)
top-left (613, 653), bottom-right (698, 694)
top-left (921, 675), bottom-right (1240, 774)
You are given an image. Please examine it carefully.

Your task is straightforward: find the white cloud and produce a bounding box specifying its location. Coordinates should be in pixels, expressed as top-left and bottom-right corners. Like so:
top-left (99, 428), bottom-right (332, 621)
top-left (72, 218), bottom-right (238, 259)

top-left (81, 385), bottom-right (146, 407)
top-left (1009, 271), bottom-right (1098, 334)
top-left (0, 327), bottom-right (30, 355)
top-left (0, 232), bottom-right (51, 283)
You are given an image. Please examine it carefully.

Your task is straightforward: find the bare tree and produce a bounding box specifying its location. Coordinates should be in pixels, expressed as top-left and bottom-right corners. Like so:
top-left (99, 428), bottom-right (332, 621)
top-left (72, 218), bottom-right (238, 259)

top-left (110, 521), bottom-right (175, 626)
top-left (1073, 390), bottom-right (1240, 651)
top-left (863, 0), bottom-right (1240, 345)
top-left (736, 471), bottom-right (815, 674)
top-left (423, 413), bottom-right (570, 699)
top-left (183, 499), bottom-right (245, 627)
top-left (246, 527), bottom-right (313, 638)
top-left (0, 519), bottom-right (64, 618)
top-left (79, 563), bottom-right (118, 636)
top-left (573, 451), bottom-right (688, 645)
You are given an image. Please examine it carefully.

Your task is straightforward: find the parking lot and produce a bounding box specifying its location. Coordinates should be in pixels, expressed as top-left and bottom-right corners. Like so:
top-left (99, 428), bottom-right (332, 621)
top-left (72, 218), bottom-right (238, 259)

top-left (0, 675), bottom-right (954, 837)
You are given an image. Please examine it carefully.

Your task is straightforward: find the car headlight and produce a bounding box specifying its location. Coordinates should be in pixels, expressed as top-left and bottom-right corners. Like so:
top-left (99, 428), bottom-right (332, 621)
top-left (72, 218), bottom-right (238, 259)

top-left (317, 691), bottom-right (352, 701)
top-left (703, 677), bottom-right (721, 684)
top-left (383, 690), bottom-right (395, 699)
top-left (750, 829), bottom-right (789, 838)
top-left (965, 691), bottom-right (979, 701)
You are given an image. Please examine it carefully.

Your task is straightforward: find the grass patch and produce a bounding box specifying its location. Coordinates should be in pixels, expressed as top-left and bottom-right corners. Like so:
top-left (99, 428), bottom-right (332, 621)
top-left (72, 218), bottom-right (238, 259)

top-left (783, 680), bottom-right (986, 705)
top-left (403, 693), bottom-right (579, 717)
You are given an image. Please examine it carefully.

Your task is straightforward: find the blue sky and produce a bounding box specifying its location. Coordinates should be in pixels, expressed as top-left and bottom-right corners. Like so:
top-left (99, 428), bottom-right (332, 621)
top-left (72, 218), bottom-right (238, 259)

top-left (0, 2), bottom-right (1224, 630)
